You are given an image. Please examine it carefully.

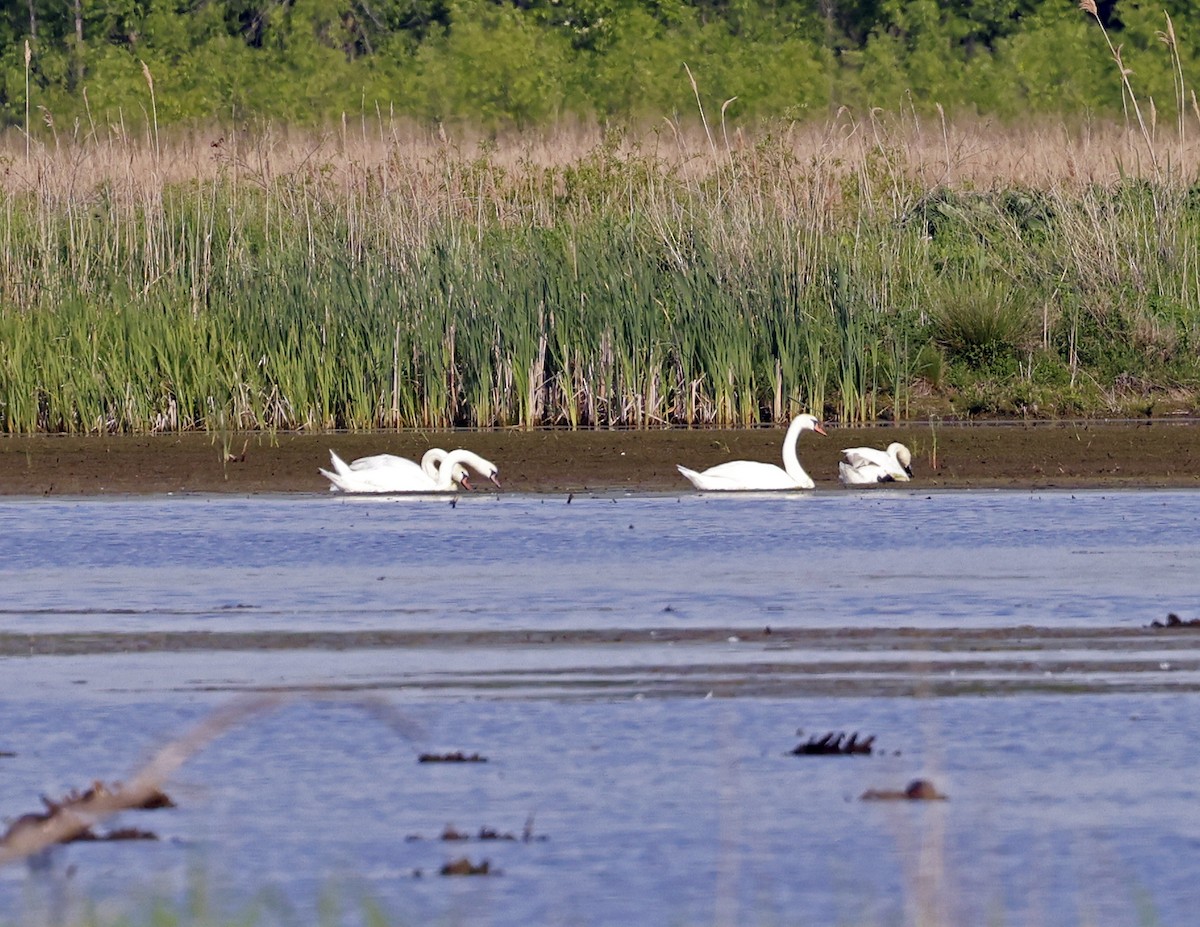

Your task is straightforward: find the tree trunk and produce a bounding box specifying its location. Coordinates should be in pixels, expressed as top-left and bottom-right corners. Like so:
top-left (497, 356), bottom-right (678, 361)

top-left (73, 0), bottom-right (84, 89)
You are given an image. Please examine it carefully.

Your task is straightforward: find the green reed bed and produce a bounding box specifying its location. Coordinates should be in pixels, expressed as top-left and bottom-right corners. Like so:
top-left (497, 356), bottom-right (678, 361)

top-left (1, 130), bottom-right (1199, 434)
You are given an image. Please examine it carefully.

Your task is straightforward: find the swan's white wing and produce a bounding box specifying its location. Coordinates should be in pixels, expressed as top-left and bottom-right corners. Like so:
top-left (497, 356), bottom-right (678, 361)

top-left (838, 461), bottom-right (893, 485)
top-left (349, 453), bottom-right (418, 472)
top-left (320, 449), bottom-right (470, 491)
top-left (321, 459), bottom-right (441, 493)
top-left (841, 447), bottom-right (891, 469)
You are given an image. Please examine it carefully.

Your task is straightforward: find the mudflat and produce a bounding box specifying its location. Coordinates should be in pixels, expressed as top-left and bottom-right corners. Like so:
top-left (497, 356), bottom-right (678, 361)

top-left (1, 420), bottom-right (1197, 495)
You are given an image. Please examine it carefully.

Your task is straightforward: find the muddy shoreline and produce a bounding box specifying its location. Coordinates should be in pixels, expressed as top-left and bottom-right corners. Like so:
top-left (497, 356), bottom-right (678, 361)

top-left (0, 625), bottom-right (1185, 657)
top-left (8, 625), bottom-right (1199, 699)
top-left (1, 420), bottom-right (1198, 495)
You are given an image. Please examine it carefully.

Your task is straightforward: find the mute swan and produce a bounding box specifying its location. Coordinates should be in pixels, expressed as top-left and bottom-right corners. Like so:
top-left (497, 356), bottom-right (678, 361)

top-left (348, 449), bottom-right (458, 481)
top-left (320, 448), bottom-right (500, 493)
top-left (676, 414), bottom-right (827, 491)
top-left (838, 442), bottom-right (912, 485)
top-left (330, 448), bottom-right (468, 490)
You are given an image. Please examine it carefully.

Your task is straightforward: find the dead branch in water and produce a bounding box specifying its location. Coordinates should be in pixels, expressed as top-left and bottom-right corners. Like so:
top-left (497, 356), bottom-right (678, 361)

top-left (0, 694), bottom-right (282, 865)
top-left (0, 693), bottom-right (424, 866)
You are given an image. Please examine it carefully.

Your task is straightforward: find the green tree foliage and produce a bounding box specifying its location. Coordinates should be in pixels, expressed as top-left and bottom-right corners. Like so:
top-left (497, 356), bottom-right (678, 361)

top-left (415, 0), bottom-right (572, 126)
top-left (1, 0), bottom-right (1199, 127)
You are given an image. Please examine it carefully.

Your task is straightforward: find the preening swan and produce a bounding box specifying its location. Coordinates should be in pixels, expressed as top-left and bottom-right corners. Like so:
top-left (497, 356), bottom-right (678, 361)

top-left (320, 448), bottom-right (500, 493)
top-left (838, 460), bottom-right (895, 485)
top-left (838, 442), bottom-right (912, 485)
top-left (676, 414), bottom-right (827, 491)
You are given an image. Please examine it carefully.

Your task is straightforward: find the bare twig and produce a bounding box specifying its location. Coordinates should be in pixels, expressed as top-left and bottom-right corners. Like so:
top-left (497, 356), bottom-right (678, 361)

top-left (0, 694), bottom-right (282, 865)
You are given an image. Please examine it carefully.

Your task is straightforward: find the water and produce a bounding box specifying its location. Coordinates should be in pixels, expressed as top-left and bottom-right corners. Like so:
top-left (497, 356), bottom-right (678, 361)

top-left (1, 489), bottom-right (1199, 926)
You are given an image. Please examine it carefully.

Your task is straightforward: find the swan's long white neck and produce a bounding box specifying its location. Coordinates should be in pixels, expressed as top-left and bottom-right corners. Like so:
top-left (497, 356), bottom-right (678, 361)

top-left (437, 449), bottom-right (496, 489)
top-left (421, 448), bottom-right (447, 481)
top-left (430, 449), bottom-right (476, 490)
top-left (781, 417), bottom-right (813, 485)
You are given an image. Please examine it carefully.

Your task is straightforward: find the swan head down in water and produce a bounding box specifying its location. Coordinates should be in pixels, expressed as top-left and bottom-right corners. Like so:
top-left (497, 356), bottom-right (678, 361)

top-left (676, 413), bottom-right (827, 491)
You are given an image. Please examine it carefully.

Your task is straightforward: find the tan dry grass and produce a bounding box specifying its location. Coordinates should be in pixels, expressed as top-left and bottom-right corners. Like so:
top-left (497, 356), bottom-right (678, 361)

top-left (2, 113), bottom-right (1196, 203)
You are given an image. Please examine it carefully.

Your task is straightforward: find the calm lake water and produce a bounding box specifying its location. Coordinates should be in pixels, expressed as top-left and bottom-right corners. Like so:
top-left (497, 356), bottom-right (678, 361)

top-left (1, 489), bottom-right (1199, 926)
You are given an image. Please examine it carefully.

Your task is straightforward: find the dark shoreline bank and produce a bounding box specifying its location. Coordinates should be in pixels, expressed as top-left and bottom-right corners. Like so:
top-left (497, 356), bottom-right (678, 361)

top-left (2, 420), bottom-right (1197, 495)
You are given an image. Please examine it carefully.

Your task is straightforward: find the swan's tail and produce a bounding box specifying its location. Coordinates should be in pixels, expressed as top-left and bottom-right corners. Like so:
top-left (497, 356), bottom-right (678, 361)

top-left (676, 464), bottom-right (704, 489)
top-left (327, 450), bottom-right (354, 476)
top-left (319, 450), bottom-right (354, 491)
top-left (318, 466), bottom-right (346, 491)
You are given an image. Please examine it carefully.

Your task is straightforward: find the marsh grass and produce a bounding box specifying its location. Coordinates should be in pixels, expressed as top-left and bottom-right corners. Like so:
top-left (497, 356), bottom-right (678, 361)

top-left (1, 96), bottom-right (1199, 433)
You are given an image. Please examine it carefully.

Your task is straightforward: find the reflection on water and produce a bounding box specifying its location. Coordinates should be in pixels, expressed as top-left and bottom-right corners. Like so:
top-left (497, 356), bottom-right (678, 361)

top-left (1, 489), bottom-right (1200, 926)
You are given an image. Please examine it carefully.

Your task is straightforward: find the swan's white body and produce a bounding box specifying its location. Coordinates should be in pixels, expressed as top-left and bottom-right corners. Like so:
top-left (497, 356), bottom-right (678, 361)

top-left (348, 449), bottom-right (457, 481)
top-left (676, 414), bottom-right (827, 491)
top-left (838, 460), bottom-right (895, 485)
top-left (838, 442), bottom-right (912, 485)
top-left (320, 448), bottom-right (500, 493)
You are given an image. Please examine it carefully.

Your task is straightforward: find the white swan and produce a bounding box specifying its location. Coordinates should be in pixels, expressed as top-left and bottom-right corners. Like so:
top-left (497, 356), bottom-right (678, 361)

top-left (329, 448), bottom-right (468, 490)
top-left (320, 448), bottom-right (500, 493)
top-left (348, 449), bottom-right (457, 481)
top-left (838, 442), bottom-right (912, 485)
top-left (676, 414), bottom-right (827, 491)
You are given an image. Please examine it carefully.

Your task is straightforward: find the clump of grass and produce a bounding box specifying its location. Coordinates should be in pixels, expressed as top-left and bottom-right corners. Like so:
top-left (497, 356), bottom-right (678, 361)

top-left (928, 279), bottom-right (1038, 371)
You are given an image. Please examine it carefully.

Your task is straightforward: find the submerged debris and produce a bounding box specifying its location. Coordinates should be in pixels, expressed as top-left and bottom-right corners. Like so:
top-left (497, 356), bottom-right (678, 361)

top-left (418, 751), bottom-right (488, 763)
top-left (1149, 613), bottom-right (1200, 629)
top-left (441, 824), bottom-right (516, 841)
top-left (413, 816), bottom-right (546, 844)
top-left (790, 731), bottom-right (875, 756)
top-left (440, 856), bottom-right (495, 876)
top-left (73, 826), bottom-right (159, 842)
top-left (861, 779), bottom-right (947, 801)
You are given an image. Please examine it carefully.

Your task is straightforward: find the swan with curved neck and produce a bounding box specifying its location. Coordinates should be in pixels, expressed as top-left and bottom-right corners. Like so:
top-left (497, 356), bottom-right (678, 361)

top-left (676, 414), bottom-right (827, 491)
top-left (838, 442), bottom-right (912, 485)
top-left (320, 448), bottom-right (500, 493)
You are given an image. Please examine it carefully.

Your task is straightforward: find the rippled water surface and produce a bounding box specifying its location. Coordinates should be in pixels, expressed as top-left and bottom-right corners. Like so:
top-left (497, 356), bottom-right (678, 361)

top-left (2, 489), bottom-right (1199, 926)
